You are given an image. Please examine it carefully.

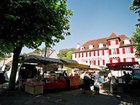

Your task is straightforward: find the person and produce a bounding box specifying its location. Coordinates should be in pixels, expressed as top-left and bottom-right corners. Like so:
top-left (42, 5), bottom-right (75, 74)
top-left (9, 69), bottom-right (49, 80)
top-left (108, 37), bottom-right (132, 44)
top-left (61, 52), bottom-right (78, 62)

top-left (94, 79), bottom-right (100, 94)
top-left (110, 76), bottom-right (117, 93)
top-left (123, 71), bottom-right (132, 92)
top-left (82, 72), bottom-right (91, 93)
top-left (62, 71), bottom-right (70, 90)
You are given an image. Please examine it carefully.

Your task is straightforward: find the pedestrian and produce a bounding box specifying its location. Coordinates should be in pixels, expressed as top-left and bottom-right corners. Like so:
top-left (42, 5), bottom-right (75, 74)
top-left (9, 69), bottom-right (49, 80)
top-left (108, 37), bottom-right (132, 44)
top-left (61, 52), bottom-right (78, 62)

top-left (82, 72), bottom-right (91, 93)
top-left (94, 79), bottom-right (100, 94)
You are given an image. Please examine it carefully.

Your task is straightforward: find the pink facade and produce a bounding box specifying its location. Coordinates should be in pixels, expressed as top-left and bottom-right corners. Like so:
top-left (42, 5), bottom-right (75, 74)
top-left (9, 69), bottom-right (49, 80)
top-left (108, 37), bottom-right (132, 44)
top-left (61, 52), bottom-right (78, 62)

top-left (72, 33), bottom-right (139, 69)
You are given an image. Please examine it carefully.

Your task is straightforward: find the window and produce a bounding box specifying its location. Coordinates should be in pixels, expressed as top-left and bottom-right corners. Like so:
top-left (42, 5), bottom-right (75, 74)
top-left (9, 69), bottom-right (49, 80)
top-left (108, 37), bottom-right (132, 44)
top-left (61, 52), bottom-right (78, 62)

top-left (82, 52), bottom-right (84, 57)
top-left (90, 61), bottom-right (91, 65)
top-left (94, 51), bottom-right (96, 56)
top-left (113, 49), bottom-right (117, 54)
top-left (94, 60), bottom-right (96, 65)
top-left (124, 39), bottom-right (130, 45)
top-left (89, 45), bottom-right (94, 50)
top-left (103, 60), bottom-right (105, 65)
top-left (98, 60), bottom-right (100, 65)
top-left (89, 52), bottom-right (91, 57)
top-left (102, 50), bottom-right (104, 55)
top-left (98, 51), bottom-right (99, 56)
top-left (86, 52), bottom-right (88, 57)
top-left (125, 47), bottom-right (131, 53)
top-left (78, 53), bottom-right (80, 58)
top-left (99, 43), bottom-right (103, 48)
top-left (75, 53), bottom-right (77, 58)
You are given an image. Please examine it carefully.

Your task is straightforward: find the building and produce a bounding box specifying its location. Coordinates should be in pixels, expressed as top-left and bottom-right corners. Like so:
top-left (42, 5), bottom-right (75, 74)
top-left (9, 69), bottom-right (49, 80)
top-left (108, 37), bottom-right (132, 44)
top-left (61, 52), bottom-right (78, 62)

top-left (72, 33), bottom-right (140, 69)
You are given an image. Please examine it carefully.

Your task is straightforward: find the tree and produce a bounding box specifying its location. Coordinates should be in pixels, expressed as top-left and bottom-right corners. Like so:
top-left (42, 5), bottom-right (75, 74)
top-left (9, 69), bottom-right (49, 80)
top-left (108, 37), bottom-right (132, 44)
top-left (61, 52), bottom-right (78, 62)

top-left (132, 27), bottom-right (140, 55)
top-left (131, 0), bottom-right (140, 55)
top-left (0, 0), bottom-right (72, 90)
top-left (130, 0), bottom-right (140, 26)
top-left (57, 48), bottom-right (75, 59)
top-left (66, 50), bottom-right (73, 59)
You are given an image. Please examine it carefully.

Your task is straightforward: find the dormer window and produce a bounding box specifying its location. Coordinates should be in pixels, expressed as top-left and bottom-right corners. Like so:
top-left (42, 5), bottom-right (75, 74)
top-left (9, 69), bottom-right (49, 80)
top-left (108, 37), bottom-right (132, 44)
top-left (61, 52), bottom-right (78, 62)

top-left (103, 44), bottom-right (106, 47)
top-left (89, 45), bottom-right (94, 50)
top-left (99, 43), bottom-right (103, 48)
top-left (124, 39), bottom-right (130, 45)
top-left (80, 46), bottom-right (85, 51)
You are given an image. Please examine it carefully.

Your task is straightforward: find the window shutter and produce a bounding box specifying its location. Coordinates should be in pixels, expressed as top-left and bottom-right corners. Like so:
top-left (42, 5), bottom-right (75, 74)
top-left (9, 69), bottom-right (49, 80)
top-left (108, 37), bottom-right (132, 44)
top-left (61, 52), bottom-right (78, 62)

top-left (117, 48), bottom-right (120, 54)
top-left (102, 50), bottom-right (104, 55)
top-left (98, 51), bottom-right (99, 56)
top-left (110, 58), bottom-right (112, 63)
top-left (122, 48), bottom-right (125, 54)
top-left (109, 49), bottom-right (111, 55)
top-left (123, 58), bottom-right (126, 62)
top-left (130, 47), bottom-right (134, 53)
top-left (108, 41), bottom-right (111, 46)
top-left (118, 58), bottom-right (120, 63)
top-left (116, 39), bottom-right (119, 44)
top-left (90, 61), bottom-right (91, 65)
top-left (132, 58), bottom-right (135, 62)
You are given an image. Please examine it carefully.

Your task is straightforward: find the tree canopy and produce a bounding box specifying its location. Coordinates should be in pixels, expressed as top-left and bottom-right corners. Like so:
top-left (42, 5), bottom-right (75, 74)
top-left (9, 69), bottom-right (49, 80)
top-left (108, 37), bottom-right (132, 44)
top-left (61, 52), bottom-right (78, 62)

top-left (131, 0), bottom-right (140, 55)
top-left (57, 48), bottom-right (75, 60)
top-left (0, 0), bottom-right (72, 50)
top-left (0, 0), bottom-right (72, 89)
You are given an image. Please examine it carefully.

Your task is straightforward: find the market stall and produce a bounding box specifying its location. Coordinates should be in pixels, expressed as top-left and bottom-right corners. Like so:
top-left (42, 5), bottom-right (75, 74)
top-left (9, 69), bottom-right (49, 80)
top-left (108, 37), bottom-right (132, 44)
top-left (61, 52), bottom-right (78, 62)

top-left (20, 55), bottom-right (64, 94)
top-left (19, 55), bottom-right (88, 94)
top-left (61, 59), bottom-right (90, 89)
top-left (106, 62), bottom-right (139, 94)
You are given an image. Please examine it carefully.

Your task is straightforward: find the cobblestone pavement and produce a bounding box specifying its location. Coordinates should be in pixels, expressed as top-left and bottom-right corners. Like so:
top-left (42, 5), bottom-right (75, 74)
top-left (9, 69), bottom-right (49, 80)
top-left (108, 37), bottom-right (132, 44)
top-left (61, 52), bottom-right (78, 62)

top-left (0, 89), bottom-right (121, 105)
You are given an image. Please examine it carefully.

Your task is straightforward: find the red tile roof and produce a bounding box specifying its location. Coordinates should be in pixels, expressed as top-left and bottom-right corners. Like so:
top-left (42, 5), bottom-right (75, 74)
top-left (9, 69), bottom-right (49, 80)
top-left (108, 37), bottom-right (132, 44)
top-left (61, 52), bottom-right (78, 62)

top-left (74, 33), bottom-right (134, 52)
top-left (107, 33), bottom-right (118, 40)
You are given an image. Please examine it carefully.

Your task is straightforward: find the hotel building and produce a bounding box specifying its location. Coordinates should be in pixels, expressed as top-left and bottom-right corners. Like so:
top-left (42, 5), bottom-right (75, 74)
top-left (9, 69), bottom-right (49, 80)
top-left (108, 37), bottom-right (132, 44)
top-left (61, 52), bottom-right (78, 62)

top-left (72, 33), bottom-right (140, 69)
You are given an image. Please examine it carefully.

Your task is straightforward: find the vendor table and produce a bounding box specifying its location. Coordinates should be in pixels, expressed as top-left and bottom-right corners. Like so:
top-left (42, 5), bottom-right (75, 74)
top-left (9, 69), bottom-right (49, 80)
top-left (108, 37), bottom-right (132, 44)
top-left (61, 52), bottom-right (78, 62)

top-left (25, 82), bottom-right (44, 95)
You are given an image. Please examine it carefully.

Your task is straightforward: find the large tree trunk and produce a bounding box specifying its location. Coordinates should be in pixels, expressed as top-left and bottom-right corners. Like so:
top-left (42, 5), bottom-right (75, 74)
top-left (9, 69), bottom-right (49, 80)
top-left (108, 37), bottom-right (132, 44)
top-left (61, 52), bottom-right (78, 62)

top-left (8, 46), bottom-right (22, 90)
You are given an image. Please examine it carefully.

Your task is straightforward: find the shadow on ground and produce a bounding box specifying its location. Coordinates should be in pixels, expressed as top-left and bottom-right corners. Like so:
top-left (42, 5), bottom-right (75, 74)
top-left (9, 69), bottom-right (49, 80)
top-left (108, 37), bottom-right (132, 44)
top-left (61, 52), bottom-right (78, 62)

top-left (0, 89), bottom-right (122, 105)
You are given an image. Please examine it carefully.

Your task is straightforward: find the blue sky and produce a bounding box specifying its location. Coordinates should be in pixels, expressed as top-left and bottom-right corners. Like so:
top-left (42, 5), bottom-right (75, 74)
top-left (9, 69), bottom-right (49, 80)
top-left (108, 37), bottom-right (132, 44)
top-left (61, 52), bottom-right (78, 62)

top-left (21, 0), bottom-right (138, 54)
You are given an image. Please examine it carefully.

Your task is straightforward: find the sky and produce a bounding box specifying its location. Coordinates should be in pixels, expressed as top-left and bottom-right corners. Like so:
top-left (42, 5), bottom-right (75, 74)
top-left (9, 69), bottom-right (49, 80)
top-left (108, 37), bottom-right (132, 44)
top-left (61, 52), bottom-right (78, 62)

top-left (21, 0), bottom-right (138, 54)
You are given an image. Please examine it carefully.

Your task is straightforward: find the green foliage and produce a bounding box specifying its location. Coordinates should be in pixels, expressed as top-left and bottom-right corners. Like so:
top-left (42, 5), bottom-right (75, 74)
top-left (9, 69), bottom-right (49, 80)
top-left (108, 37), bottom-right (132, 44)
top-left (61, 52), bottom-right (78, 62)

top-left (130, 0), bottom-right (140, 26)
top-left (0, 0), bottom-right (72, 51)
top-left (57, 48), bottom-right (75, 59)
top-left (66, 50), bottom-right (73, 59)
top-left (99, 70), bottom-right (110, 76)
top-left (130, 0), bottom-right (140, 54)
top-left (132, 27), bottom-right (140, 55)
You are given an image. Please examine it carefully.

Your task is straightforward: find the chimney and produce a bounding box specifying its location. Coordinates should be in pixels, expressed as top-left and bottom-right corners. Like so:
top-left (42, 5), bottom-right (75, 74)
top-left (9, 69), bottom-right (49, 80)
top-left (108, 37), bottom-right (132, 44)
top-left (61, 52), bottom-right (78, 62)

top-left (76, 43), bottom-right (80, 49)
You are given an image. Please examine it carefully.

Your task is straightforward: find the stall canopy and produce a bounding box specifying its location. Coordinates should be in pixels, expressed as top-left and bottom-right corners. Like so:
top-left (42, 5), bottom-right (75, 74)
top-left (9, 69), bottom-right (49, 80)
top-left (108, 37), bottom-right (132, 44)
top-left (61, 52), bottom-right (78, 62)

top-left (21, 55), bottom-right (63, 64)
top-left (61, 59), bottom-right (90, 69)
top-left (106, 62), bottom-right (139, 70)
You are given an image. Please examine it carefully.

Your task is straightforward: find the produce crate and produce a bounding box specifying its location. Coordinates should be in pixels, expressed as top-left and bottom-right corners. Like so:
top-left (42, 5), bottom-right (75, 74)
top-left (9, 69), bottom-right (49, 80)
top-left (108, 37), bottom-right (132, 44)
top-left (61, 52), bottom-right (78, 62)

top-left (25, 82), bottom-right (44, 95)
